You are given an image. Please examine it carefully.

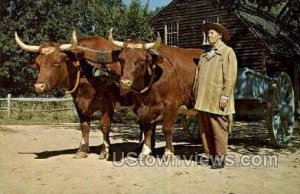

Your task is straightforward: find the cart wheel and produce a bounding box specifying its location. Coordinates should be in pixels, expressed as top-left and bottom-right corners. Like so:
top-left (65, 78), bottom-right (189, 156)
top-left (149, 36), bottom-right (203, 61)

top-left (267, 72), bottom-right (294, 147)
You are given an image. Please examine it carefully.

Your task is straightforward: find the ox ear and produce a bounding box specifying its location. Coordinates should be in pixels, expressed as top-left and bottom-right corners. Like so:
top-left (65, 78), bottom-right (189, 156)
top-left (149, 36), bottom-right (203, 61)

top-left (149, 49), bottom-right (164, 65)
top-left (111, 49), bottom-right (122, 62)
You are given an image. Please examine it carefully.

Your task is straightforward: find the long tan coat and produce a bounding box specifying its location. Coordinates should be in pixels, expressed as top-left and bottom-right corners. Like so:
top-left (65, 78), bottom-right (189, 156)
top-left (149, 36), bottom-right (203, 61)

top-left (194, 41), bottom-right (237, 115)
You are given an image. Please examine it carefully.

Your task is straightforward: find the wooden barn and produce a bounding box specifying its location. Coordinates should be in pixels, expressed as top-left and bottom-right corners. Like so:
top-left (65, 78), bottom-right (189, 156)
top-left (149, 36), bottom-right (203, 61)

top-left (150, 0), bottom-right (300, 115)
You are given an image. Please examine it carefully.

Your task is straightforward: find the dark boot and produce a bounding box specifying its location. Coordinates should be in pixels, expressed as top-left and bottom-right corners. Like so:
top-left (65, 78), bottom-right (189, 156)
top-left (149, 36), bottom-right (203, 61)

top-left (198, 155), bottom-right (213, 166)
top-left (211, 156), bottom-right (225, 169)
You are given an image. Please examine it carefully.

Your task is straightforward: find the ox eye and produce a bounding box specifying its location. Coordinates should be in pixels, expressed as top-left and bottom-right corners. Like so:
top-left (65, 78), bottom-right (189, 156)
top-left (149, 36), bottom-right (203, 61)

top-left (52, 63), bottom-right (61, 67)
top-left (137, 60), bottom-right (146, 64)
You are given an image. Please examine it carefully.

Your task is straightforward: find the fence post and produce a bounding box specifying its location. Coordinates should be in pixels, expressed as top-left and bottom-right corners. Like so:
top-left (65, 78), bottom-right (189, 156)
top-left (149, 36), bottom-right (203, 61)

top-left (72, 102), bottom-right (78, 121)
top-left (7, 94), bottom-right (11, 118)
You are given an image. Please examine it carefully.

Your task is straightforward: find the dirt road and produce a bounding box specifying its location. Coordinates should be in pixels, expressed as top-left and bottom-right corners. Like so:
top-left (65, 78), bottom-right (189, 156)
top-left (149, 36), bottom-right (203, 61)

top-left (0, 121), bottom-right (299, 194)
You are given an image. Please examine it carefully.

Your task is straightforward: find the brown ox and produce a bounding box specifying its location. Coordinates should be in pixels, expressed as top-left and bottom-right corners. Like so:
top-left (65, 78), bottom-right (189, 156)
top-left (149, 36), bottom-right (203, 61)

top-left (109, 29), bottom-right (203, 159)
top-left (15, 31), bottom-right (123, 159)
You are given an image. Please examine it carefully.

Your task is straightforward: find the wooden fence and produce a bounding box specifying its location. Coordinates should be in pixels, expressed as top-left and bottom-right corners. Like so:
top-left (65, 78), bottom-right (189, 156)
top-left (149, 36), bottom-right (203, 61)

top-left (0, 94), bottom-right (77, 121)
top-left (0, 94), bottom-right (135, 122)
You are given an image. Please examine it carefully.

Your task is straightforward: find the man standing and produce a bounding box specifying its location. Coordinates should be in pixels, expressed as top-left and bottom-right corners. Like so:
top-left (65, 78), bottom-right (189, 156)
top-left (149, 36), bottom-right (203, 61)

top-left (194, 23), bottom-right (237, 169)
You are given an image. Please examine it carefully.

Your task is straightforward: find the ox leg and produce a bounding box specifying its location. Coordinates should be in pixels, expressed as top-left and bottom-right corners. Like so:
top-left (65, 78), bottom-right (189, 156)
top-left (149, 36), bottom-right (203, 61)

top-left (162, 105), bottom-right (178, 160)
top-left (139, 123), bottom-right (156, 160)
top-left (137, 123), bottom-right (156, 153)
top-left (74, 119), bottom-right (91, 159)
top-left (151, 127), bottom-right (156, 151)
top-left (99, 124), bottom-right (111, 160)
top-left (136, 126), bottom-right (144, 153)
top-left (99, 104), bottom-right (113, 160)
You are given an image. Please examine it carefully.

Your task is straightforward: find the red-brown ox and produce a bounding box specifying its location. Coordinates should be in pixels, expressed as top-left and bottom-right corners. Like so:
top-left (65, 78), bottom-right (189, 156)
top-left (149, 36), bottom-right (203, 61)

top-left (109, 29), bottom-right (203, 159)
top-left (15, 31), bottom-right (123, 160)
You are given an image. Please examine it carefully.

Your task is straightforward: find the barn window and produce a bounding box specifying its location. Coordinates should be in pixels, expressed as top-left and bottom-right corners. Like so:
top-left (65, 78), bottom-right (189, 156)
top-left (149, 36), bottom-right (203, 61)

top-left (164, 22), bottom-right (179, 46)
top-left (202, 18), bottom-right (220, 45)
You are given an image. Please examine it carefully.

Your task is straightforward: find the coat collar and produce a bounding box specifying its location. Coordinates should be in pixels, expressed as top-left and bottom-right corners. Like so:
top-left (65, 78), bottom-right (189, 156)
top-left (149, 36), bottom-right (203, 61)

top-left (214, 40), bottom-right (225, 54)
top-left (202, 41), bottom-right (225, 59)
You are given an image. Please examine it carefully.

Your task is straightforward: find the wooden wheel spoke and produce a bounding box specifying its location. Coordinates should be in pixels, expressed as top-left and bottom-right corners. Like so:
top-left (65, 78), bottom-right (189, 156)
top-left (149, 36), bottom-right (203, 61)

top-left (278, 87), bottom-right (287, 103)
top-left (272, 115), bottom-right (280, 133)
top-left (281, 121), bottom-right (288, 142)
top-left (274, 87), bottom-right (280, 102)
top-left (275, 118), bottom-right (287, 144)
top-left (273, 93), bottom-right (280, 107)
top-left (277, 76), bottom-right (293, 103)
top-left (273, 104), bottom-right (280, 111)
top-left (286, 125), bottom-right (293, 138)
top-left (283, 88), bottom-right (292, 103)
top-left (285, 94), bottom-right (293, 105)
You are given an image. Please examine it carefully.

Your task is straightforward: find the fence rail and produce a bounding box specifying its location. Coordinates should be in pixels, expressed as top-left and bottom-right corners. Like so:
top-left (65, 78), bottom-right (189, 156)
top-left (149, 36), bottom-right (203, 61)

top-left (0, 98), bottom-right (73, 102)
top-left (0, 94), bottom-right (76, 119)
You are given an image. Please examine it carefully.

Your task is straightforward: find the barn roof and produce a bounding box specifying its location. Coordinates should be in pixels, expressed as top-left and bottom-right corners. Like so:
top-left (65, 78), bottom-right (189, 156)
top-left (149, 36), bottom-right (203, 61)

top-left (235, 6), bottom-right (300, 58)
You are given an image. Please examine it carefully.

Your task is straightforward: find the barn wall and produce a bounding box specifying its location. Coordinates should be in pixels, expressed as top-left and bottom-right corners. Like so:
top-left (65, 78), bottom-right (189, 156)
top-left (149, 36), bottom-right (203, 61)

top-left (150, 0), bottom-right (266, 71)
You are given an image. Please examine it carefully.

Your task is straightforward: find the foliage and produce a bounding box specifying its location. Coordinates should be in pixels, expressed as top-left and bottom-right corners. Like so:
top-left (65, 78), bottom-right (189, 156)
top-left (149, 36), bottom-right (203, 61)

top-left (0, 0), bottom-right (158, 97)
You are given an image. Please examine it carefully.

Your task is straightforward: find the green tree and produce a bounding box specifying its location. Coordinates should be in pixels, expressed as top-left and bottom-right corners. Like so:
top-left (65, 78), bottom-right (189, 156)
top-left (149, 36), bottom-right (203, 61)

top-left (0, 0), bottom-right (157, 97)
top-left (121, 0), bottom-right (152, 40)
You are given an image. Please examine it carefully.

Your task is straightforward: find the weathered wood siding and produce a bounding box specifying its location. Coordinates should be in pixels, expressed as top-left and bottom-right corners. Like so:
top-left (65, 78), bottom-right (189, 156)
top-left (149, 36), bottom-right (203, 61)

top-left (150, 0), bottom-right (266, 71)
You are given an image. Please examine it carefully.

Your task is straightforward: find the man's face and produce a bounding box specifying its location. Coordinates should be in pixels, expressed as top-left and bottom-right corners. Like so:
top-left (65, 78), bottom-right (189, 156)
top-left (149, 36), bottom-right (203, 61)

top-left (207, 29), bottom-right (222, 45)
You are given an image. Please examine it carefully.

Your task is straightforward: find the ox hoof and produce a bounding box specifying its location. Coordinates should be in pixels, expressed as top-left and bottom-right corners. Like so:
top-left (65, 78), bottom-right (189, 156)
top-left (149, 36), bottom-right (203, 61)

top-left (74, 151), bottom-right (88, 159)
top-left (99, 151), bottom-right (109, 160)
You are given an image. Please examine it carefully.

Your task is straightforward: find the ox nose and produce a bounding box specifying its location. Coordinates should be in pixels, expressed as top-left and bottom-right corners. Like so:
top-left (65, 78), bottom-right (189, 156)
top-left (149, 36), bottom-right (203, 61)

top-left (120, 79), bottom-right (132, 88)
top-left (34, 83), bottom-right (46, 93)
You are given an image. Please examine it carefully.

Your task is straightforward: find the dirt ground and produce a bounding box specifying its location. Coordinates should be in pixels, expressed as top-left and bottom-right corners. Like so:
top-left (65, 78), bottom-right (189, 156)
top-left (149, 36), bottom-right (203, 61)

top-left (0, 120), bottom-right (300, 194)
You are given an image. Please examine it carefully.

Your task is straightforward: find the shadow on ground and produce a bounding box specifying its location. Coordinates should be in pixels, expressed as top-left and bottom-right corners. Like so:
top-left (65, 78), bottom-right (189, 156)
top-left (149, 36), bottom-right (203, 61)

top-left (228, 120), bottom-right (300, 155)
top-left (18, 120), bottom-right (300, 162)
top-left (27, 142), bottom-right (203, 163)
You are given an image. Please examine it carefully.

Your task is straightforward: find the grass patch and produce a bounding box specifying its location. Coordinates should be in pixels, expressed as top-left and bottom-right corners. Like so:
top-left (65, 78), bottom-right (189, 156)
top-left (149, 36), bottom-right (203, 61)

top-left (0, 97), bottom-right (79, 123)
top-left (0, 119), bottom-right (78, 125)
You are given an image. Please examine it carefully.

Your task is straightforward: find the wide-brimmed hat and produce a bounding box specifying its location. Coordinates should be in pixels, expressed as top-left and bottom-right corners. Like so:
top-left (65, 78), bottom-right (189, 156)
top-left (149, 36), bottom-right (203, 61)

top-left (202, 23), bottom-right (230, 42)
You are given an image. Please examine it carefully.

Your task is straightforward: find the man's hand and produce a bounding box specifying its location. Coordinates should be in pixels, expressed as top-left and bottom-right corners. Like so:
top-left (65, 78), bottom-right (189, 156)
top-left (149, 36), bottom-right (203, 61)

top-left (219, 97), bottom-right (228, 111)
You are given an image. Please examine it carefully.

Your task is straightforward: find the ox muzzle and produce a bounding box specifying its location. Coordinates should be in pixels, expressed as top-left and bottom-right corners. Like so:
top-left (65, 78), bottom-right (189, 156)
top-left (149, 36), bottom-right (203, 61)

top-left (120, 79), bottom-right (132, 94)
top-left (34, 83), bottom-right (49, 93)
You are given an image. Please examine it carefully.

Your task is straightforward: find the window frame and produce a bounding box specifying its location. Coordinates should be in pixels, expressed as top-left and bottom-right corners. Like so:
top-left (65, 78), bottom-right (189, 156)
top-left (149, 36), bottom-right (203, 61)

top-left (164, 22), bottom-right (179, 46)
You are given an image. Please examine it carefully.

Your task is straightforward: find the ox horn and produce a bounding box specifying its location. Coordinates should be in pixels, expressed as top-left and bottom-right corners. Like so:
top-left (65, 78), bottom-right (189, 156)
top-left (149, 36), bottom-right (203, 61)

top-left (144, 33), bottom-right (161, 50)
top-left (15, 32), bottom-right (40, 52)
top-left (70, 30), bottom-right (78, 49)
top-left (59, 30), bottom-right (77, 51)
top-left (59, 43), bottom-right (73, 51)
top-left (108, 28), bottom-right (124, 48)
